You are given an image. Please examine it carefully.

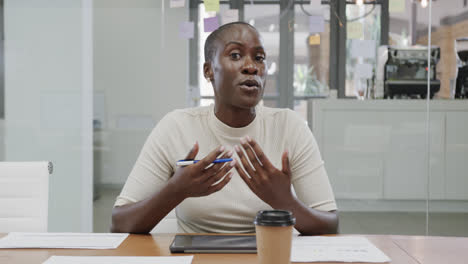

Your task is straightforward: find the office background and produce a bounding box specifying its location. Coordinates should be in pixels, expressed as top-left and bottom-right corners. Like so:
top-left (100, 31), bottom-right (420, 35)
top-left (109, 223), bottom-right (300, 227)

top-left (0, 0), bottom-right (467, 236)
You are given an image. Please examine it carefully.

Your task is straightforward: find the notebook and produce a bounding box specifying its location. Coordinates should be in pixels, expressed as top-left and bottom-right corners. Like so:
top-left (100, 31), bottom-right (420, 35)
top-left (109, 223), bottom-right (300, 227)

top-left (169, 235), bottom-right (257, 253)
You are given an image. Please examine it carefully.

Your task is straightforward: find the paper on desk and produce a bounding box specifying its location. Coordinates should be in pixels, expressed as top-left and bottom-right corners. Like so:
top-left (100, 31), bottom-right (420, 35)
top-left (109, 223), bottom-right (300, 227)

top-left (0, 232), bottom-right (129, 249)
top-left (291, 236), bottom-right (390, 263)
top-left (42, 256), bottom-right (194, 264)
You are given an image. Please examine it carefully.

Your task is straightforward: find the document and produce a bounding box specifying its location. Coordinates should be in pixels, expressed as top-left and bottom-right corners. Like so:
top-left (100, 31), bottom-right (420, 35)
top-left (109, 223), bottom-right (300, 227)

top-left (42, 256), bottom-right (194, 264)
top-left (309, 15), bottom-right (325, 34)
top-left (347, 22), bottom-right (363, 39)
top-left (204, 0), bottom-right (219, 12)
top-left (350, 39), bottom-right (376, 59)
top-left (221, 9), bottom-right (239, 25)
top-left (0, 232), bottom-right (129, 249)
top-left (355, 63), bottom-right (374, 79)
top-left (291, 236), bottom-right (390, 263)
top-left (179, 21), bottom-right (194, 39)
top-left (170, 0), bottom-right (185, 8)
top-left (204, 16), bottom-right (219, 32)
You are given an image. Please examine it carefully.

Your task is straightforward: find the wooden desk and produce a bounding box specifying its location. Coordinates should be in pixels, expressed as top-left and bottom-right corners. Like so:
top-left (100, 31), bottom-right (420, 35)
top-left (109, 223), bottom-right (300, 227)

top-left (1, 233), bottom-right (467, 264)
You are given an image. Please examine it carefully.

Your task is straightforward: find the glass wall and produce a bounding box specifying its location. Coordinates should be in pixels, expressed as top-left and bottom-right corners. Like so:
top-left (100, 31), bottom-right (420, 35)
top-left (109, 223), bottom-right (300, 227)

top-left (1, 0), bottom-right (93, 232)
top-left (422, 0), bottom-right (468, 236)
top-left (1, 0), bottom-right (467, 236)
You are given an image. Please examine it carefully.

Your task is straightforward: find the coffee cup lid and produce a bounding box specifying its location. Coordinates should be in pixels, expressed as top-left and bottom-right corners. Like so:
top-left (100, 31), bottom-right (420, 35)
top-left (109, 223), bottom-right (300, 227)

top-left (253, 210), bottom-right (296, 227)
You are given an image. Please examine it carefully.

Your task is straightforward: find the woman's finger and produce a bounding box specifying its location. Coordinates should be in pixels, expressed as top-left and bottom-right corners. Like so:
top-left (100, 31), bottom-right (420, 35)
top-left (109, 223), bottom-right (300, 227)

top-left (234, 145), bottom-right (257, 180)
top-left (281, 150), bottom-right (291, 175)
top-left (184, 142), bottom-right (199, 160)
top-left (246, 136), bottom-right (274, 169)
top-left (196, 145), bottom-right (225, 170)
top-left (240, 137), bottom-right (264, 174)
top-left (205, 172), bottom-right (233, 195)
top-left (234, 160), bottom-right (256, 192)
top-left (211, 150), bottom-right (233, 172)
top-left (205, 160), bottom-right (235, 186)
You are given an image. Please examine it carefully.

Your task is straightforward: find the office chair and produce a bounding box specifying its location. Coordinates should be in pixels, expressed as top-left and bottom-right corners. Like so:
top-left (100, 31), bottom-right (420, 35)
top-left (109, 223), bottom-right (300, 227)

top-left (0, 161), bottom-right (52, 232)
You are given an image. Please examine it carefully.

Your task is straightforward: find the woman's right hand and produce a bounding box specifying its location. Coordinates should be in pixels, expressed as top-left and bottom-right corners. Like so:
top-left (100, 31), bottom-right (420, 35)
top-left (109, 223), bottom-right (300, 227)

top-left (169, 142), bottom-right (235, 199)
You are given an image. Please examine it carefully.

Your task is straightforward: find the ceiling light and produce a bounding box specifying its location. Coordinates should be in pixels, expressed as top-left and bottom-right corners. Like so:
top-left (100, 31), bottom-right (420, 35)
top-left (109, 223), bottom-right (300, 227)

top-left (421, 0), bottom-right (428, 8)
top-left (356, 0), bottom-right (364, 6)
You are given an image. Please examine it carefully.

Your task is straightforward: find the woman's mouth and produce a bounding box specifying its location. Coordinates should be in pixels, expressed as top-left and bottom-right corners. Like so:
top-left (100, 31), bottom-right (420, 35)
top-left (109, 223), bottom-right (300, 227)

top-left (239, 84), bottom-right (259, 92)
top-left (239, 79), bottom-right (260, 92)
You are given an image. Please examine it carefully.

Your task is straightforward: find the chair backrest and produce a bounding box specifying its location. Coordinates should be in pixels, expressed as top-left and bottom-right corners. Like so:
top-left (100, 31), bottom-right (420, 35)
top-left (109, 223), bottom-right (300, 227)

top-left (0, 161), bottom-right (52, 232)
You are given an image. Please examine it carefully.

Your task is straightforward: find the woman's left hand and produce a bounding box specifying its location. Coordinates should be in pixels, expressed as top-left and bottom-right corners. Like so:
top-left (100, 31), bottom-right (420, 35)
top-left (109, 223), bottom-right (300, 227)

top-left (234, 136), bottom-right (294, 208)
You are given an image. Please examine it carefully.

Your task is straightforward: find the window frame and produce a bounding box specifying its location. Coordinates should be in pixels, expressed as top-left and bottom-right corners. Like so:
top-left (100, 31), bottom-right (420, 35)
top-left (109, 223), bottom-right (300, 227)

top-left (190, 0), bottom-right (390, 107)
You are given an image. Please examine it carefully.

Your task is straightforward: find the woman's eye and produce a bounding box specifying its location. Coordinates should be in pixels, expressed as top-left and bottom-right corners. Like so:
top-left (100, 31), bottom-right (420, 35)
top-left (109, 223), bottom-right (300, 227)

top-left (230, 53), bottom-right (241, 60)
top-left (256, 55), bottom-right (265, 62)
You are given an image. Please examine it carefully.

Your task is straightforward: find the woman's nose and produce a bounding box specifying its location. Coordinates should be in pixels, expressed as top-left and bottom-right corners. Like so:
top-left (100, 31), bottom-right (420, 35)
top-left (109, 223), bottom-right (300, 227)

top-left (241, 58), bottom-right (258, 75)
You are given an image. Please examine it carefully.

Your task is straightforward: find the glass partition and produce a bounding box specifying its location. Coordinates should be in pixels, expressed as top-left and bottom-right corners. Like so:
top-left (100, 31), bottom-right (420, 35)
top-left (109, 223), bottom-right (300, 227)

top-left (3, 0), bottom-right (467, 236)
top-left (2, 0), bottom-right (93, 232)
top-left (423, 0), bottom-right (468, 237)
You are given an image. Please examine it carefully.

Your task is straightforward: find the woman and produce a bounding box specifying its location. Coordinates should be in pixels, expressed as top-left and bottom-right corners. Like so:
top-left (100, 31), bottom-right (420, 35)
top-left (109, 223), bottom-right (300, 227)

top-left (111, 22), bottom-right (338, 235)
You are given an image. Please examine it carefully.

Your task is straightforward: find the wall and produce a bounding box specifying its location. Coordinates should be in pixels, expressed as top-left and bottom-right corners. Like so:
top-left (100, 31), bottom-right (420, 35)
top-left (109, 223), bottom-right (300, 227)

top-left (0, 119), bottom-right (4, 160)
top-left (93, 0), bottom-right (189, 186)
top-left (4, 0), bottom-right (92, 232)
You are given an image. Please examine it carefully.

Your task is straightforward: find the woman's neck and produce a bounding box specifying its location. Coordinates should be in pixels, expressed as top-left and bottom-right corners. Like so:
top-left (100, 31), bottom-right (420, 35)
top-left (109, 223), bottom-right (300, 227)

top-left (214, 104), bottom-right (256, 128)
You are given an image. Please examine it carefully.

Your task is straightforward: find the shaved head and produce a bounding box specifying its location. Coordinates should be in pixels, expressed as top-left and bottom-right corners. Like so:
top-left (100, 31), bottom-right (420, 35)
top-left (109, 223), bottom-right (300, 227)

top-left (204, 22), bottom-right (259, 62)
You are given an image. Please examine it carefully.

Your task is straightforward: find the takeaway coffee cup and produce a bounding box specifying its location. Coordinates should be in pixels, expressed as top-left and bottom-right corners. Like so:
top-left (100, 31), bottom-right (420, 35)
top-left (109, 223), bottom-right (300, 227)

top-left (254, 210), bottom-right (296, 264)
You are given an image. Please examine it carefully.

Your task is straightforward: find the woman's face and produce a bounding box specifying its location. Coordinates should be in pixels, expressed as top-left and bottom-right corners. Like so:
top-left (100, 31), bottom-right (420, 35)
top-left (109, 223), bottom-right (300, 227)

top-left (207, 25), bottom-right (267, 110)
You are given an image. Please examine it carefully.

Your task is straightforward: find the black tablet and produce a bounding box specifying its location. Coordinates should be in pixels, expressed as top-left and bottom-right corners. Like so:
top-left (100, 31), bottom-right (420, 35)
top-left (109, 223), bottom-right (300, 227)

top-left (169, 234), bottom-right (257, 253)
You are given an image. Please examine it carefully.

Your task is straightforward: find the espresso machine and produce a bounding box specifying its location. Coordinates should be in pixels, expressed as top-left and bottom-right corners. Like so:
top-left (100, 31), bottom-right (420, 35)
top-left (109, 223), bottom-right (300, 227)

top-left (455, 38), bottom-right (468, 98)
top-left (382, 46), bottom-right (440, 99)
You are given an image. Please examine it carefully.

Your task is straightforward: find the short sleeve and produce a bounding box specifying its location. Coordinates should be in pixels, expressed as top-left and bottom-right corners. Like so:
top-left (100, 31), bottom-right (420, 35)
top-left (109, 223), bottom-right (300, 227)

top-left (114, 114), bottom-right (175, 207)
top-left (287, 111), bottom-right (337, 212)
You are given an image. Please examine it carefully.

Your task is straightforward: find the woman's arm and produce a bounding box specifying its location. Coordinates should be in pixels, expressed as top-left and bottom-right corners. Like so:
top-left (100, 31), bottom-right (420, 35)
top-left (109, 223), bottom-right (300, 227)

top-left (111, 180), bottom-right (184, 233)
top-left (234, 137), bottom-right (338, 235)
top-left (274, 197), bottom-right (338, 235)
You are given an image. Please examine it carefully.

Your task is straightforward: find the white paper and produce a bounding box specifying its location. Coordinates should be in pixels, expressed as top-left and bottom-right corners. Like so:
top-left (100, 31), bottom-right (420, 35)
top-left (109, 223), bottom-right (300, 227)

top-left (309, 15), bottom-right (325, 33)
top-left (309, 0), bottom-right (326, 17)
top-left (0, 233), bottom-right (129, 249)
top-left (291, 236), bottom-right (390, 263)
top-left (221, 9), bottom-right (239, 25)
top-left (43, 256), bottom-right (194, 264)
top-left (179, 21), bottom-right (194, 39)
top-left (351, 39), bottom-right (376, 59)
top-left (355, 63), bottom-right (374, 79)
top-left (170, 0), bottom-right (185, 8)
top-left (389, 0), bottom-right (405, 13)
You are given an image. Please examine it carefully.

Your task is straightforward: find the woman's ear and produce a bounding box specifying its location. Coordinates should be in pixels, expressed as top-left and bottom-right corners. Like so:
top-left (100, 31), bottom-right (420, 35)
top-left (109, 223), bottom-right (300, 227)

top-left (203, 61), bottom-right (213, 82)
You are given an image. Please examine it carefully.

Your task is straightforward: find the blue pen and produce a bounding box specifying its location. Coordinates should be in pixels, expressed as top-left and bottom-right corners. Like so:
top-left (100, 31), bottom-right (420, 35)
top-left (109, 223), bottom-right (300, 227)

top-left (176, 158), bottom-right (233, 166)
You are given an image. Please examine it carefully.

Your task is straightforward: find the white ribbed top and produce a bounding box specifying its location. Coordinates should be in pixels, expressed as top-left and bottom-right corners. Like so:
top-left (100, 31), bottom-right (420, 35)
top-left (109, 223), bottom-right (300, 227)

top-left (115, 104), bottom-right (337, 233)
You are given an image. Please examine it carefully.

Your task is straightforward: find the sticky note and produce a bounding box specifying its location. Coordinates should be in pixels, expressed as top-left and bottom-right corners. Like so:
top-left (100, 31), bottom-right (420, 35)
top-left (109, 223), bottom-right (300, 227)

top-left (347, 22), bottom-right (363, 39)
top-left (204, 0), bottom-right (220, 12)
top-left (221, 9), bottom-right (239, 25)
top-left (350, 39), bottom-right (376, 59)
top-left (309, 15), bottom-right (325, 33)
top-left (310, 0), bottom-right (323, 8)
top-left (204, 16), bottom-right (219, 32)
top-left (389, 0), bottom-right (405, 13)
top-left (179, 21), bottom-right (194, 39)
top-left (309, 34), bottom-right (321, 45)
top-left (170, 0), bottom-right (185, 8)
top-left (355, 63), bottom-right (373, 79)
